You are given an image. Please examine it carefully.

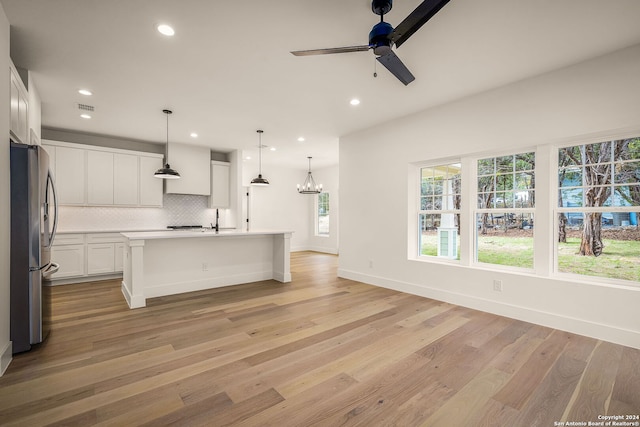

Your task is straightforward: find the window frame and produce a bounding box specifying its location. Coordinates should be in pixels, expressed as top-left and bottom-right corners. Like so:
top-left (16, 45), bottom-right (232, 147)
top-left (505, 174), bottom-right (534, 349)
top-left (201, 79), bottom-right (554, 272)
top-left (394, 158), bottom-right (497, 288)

top-left (410, 132), bottom-right (640, 288)
top-left (416, 161), bottom-right (462, 262)
top-left (554, 139), bottom-right (640, 284)
top-left (474, 151), bottom-right (536, 271)
top-left (316, 192), bottom-right (330, 237)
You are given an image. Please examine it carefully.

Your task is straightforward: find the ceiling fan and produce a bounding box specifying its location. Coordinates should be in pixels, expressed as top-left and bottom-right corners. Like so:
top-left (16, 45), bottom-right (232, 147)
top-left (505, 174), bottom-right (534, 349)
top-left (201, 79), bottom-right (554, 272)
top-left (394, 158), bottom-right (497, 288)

top-left (291, 0), bottom-right (451, 86)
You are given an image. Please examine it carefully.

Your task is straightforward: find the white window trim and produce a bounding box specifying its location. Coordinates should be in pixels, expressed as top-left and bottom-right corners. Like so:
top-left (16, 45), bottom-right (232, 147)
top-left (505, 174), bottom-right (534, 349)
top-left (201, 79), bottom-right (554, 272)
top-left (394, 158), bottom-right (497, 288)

top-left (414, 159), bottom-right (462, 264)
top-left (315, 192), bottom-right (330, 237)
top-left (409, 133), bottom-right (640, 288)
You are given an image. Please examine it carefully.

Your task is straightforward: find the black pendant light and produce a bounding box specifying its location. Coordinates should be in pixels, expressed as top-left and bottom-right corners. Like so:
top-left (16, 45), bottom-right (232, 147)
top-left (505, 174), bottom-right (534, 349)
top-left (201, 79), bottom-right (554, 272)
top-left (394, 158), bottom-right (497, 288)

top-left (250, 129), bottom-right (269, 186)
top-left (297, 156), bottom-right (322, 194)
top-left (154, 109), bottom-right (181, 179)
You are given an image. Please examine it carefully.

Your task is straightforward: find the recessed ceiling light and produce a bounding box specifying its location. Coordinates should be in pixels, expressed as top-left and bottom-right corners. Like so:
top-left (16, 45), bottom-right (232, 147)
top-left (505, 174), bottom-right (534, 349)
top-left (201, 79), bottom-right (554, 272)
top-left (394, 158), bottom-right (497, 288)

top-left (270, 147), bottom-right (276, 151)
top-left (350, 98), bottom-right (361, 106)
top-left (80, 114), bottom-right (91, 119)
top-left (297, 137), bottom-right (305, 142)
top-left (157, 24), bottom-right (175, 36)
top-left (78, 89), bottom-right (92, 96)
top-left (190, 132), bottom-right (198, 138)
top-left (245, 156), bottom-right (252, 160)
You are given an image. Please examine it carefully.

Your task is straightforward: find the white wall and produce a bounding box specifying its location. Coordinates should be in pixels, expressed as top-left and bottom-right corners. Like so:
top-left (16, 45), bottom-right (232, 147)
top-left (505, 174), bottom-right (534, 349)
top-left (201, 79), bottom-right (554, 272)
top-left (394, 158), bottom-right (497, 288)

top-left (0, 4), bottom-right (12, 375)
top-left (306, 164), bottom-right (339, 254)
top-left (339, 44), bottom-right (640, 349)
top-left (244, 164), bottom-right (311, 251)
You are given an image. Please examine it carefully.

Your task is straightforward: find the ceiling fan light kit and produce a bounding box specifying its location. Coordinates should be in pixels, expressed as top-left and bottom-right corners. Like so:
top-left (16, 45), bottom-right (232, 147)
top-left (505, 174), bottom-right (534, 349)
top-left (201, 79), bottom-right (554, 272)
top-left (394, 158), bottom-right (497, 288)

top-left (251, 130), bottom-right (270, 186)
top-left (154, 109), bottom-right (181, 179)
top-left (291, 0), bottom-right (451, 86)
top-left (297, 157), bottom-right (322, 194)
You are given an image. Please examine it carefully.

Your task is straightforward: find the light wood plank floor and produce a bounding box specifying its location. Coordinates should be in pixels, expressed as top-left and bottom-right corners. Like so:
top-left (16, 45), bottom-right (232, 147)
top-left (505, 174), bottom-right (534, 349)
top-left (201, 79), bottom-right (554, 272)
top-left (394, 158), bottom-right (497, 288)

top-left (1, 252), bottom-right (638, 426)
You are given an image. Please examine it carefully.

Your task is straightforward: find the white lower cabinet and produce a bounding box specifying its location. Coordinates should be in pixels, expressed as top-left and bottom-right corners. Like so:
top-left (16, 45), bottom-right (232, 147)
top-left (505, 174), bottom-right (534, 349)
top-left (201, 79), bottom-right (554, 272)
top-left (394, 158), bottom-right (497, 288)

top-left (87, 244), bottom-right (115, 275)
top-left (114, 243), bottom-right (125, 272)
top-left (50, 232), bottom-right (126, 282)
top-left (51, 244), bottom-right (86, 279)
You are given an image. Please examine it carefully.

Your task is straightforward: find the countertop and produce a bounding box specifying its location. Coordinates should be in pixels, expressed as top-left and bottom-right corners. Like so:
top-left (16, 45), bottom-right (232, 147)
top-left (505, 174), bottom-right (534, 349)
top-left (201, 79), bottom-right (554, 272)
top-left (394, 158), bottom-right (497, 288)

top-left (56, 228), bottom-right (167, 234)
top-left (121, 229), bottom-right (294, 241)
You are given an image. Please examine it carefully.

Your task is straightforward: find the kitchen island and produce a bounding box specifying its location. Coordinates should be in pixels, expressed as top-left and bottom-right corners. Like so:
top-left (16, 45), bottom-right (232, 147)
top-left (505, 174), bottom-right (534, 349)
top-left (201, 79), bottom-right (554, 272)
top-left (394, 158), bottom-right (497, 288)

top-left (120, 229), bottom-right (292, 308)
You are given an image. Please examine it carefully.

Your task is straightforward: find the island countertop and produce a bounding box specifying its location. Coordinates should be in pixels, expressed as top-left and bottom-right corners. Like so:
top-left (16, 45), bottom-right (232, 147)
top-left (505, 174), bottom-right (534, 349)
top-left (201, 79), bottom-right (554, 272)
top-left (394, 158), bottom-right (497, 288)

top-left (121, 229), bottom-right (294, 240)
top-left (121, 229), bottom-right (293, 309)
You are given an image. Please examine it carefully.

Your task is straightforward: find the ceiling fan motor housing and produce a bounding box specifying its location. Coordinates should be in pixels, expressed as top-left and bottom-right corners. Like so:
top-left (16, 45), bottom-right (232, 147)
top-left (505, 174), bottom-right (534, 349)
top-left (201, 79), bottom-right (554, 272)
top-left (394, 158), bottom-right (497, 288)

top-left (369, 21), bottom-right (393, 55)
top-left (372, 0), bottom-right (392, 16)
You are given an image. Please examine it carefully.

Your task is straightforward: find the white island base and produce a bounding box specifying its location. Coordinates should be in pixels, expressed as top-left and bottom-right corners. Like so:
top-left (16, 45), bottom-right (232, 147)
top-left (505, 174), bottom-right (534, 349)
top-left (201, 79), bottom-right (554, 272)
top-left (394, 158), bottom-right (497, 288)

top-left (121, 230), bottom-right (292, 309)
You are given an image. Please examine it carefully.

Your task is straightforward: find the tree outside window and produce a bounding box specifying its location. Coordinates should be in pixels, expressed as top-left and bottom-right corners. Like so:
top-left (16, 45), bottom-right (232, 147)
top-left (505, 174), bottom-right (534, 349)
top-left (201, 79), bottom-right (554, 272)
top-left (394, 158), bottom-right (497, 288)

top-left (476, 152), bottom-right (535, 269)
top-left (557, 138), bottom-right (640, 282)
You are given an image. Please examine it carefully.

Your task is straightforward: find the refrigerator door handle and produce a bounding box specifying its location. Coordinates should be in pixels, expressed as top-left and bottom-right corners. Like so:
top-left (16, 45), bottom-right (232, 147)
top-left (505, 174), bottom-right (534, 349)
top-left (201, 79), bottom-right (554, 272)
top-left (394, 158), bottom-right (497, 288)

top-left (42, 262), bottom-right (60, 279)
top-left (46, 170), bottom-right (58, 248)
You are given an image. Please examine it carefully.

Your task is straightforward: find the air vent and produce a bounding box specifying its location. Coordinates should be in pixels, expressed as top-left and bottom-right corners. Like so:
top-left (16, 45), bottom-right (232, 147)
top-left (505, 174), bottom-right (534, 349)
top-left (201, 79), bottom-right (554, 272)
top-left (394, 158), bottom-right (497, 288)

top-left (77, 103), bottom-right (95, 112)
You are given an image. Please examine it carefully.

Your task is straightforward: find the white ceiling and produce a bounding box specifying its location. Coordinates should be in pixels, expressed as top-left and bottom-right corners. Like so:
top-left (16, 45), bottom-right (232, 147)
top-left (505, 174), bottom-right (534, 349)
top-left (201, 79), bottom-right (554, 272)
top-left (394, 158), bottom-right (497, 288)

top-left (3, 0), bottom-right (640, 169)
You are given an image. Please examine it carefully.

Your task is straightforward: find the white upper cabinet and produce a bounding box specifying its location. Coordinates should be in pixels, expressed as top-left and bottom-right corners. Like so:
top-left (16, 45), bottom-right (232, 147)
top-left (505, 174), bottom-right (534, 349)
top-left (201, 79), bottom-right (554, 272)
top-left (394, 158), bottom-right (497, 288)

top-left (165, 143), bottom-right (211, 196)
top-left (55, 146), bottom-right (86, 205)
top-left (43, 140), bottom-right (163, 207)
top-left (210, 161), bottom-right (230, 208)
top-left (114, 153), bottom-right (139, 205)
top-left (139, 156), bottom-right (163, 207)
top-left (87, 150), bottom-right (114, 205)
top-left (10, 65), bottom-right (29, 144)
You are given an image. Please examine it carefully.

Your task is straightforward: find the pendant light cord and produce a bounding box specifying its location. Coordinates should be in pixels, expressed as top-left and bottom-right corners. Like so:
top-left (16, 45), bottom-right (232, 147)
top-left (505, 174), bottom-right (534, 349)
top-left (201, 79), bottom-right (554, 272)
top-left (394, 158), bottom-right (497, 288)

top-left (163, 109), bottom-right (173, 165)
top-left (257, 130), bottom-right (264, 174)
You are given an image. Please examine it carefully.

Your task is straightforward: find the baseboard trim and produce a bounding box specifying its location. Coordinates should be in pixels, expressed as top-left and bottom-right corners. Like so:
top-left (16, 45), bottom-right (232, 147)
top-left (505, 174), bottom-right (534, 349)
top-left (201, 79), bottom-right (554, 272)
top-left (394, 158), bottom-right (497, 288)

top-left (338, 268), bottom-right (640, 350)
top-left (292, 247), bottom-right (339, 255)
top-left (48, 273), bottom-right (122, 286)
top-left (0, 340), bottom-right (12, 376)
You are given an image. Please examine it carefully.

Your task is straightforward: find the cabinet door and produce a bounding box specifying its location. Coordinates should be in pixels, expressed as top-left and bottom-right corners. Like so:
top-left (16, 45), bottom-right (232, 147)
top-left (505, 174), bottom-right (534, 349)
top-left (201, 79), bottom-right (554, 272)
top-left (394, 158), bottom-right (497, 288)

top-left (18, 91), bottom-right (28, 144)
top-left (51, 244), bottom-right (86, 278)
top-left (10, 74), bottom-right (20, 141)
top-left (139, 156), bottom-right (163, 206)
top-left (114, 243), bottom-right (125, 272)
top-left (114, 153), bottom-right (139, 205)
top-left (10, 69), bottom-right (28, 144)
top-left (87, 151), bottom-right (114, 205)
top-left (43, 145), bottom-right (56, 178)
top-left (87, 243), bottom-right (115, 275)
top-left (56, 146), bottom-right (86, 205)
top-left (165, 143), bottom-right (211, 195)
top-left (210, 162), bottom-right (230, 208)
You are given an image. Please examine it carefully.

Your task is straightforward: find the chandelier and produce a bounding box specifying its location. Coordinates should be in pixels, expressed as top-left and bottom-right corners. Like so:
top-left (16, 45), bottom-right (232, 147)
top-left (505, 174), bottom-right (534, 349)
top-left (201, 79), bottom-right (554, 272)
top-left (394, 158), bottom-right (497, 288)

top-left (297, 157), bottom-right (322, 194)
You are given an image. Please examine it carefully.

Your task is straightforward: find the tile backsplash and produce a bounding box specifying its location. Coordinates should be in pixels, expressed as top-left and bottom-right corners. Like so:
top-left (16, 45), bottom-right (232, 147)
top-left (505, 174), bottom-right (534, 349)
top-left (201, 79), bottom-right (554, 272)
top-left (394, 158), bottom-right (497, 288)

top-left (57, 194), bottom-right (228, 232)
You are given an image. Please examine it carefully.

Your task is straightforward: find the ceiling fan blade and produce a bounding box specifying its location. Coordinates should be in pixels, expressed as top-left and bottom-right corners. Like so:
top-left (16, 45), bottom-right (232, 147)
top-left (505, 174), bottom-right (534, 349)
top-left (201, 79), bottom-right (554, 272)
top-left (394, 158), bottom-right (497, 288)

top-left (390, 0), bottom-right (450, 48)
top-left (291, 45), bottom-right (371, 56)
top-left (376, 51), bottom-right (415, 85)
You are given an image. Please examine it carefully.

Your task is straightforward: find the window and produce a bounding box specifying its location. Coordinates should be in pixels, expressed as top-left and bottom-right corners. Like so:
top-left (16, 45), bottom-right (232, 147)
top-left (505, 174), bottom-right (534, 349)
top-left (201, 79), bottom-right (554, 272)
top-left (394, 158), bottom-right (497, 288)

top-left (418, 163), bottom-right (461, 259)
top-left (317, 192), bottom-right (329, 236)
top-left (476, 152), bottom-right (535, 269)
top-left (557, 139), bottom-right (640, 282)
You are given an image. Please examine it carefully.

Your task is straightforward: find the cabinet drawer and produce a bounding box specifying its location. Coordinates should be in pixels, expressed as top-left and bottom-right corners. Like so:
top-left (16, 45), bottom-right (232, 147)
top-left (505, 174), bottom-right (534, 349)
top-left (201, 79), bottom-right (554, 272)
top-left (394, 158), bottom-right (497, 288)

top-left (87, 233), bottom-right (125, 244)
top-left (53, 234), bottom-right (85, 246)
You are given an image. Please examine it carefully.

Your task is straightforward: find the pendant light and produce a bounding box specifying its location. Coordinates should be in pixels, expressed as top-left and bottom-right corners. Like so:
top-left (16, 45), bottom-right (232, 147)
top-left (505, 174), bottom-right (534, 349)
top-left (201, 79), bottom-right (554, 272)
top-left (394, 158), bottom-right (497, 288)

top-left (297, 156), bottom-right (322, 194)
top-left (154, 109), bottom-right (181, 179)
top-left (250, 130), bottom-right (269, 186)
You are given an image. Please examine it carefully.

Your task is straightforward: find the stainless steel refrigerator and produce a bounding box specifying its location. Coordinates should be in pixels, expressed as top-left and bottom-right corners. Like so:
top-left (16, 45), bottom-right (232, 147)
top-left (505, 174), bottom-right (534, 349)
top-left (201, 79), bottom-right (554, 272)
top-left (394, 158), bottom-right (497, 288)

top-left (10, 142), bottom-right (59, 353)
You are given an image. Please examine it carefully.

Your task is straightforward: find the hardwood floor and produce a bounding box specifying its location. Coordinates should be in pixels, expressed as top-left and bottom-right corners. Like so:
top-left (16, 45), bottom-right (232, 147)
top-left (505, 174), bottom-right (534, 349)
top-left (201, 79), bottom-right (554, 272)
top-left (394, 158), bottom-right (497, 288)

top-left (1, 251), bottom-right (638, 426)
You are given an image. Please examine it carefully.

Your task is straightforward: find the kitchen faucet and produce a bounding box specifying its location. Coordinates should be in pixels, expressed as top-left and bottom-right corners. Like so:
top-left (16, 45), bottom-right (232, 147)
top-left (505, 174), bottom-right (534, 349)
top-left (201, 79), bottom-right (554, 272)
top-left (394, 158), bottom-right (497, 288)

top-left (211, 209), bottom-right (219, 232)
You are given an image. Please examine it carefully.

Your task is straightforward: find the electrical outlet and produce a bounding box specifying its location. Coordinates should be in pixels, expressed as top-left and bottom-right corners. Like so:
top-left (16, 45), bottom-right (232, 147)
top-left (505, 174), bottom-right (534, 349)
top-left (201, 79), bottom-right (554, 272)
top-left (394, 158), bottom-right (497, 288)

top-left (493, 280), bottom-right (503, 292)
top-left (202, 262), bottom-right (208, 271)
